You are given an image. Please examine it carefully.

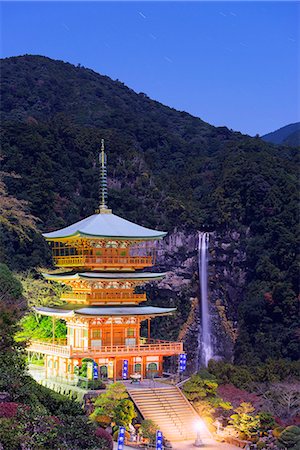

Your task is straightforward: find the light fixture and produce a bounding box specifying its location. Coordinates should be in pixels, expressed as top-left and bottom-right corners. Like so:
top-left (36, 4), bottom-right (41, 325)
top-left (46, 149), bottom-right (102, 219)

top-left (194, 420), bottom-right (205, 447)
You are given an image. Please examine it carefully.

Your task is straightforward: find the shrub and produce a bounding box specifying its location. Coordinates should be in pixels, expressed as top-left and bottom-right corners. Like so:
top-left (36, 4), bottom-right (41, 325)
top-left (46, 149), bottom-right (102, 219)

top-left (218, 384), bottom-right (262, 410)
top-left (0, 418), bottom-right (23, 449)
top-left (140, 419), bottom-right (159, 444)
top-left (95, 427), bottom-right (113, 449)
top-left (277, 426), bottom-right (300, 449)
top-left (31, 382), bottom-right (84, 416)
top-left (257, 412), bottom-right (276, 433)
top-left (0, 402), bottom-right (21, 418)
top-left (208, 361), bottom-right (253, 389)
top-left (229, 402), bottom-right (260, 439)
top-left (77, 378), bottom-right (105, 390)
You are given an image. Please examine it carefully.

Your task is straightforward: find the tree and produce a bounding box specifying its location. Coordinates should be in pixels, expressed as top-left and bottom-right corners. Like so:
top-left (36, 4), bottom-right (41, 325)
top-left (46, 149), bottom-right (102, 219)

top-left (0, 171), bottom-right (38, 241)
top-left (182, 372), bottom-right (218, 402)
top-left (16, 272), bottom-right (69, 341)
top-left (256, 382), bottom-right (300, 420)
top-left (114, 398), bottom-right (136, 427)
top-left (208, 360), bottom-right (254, 389)
top-left (90, 382), bottom-right (136, 427)
top-left (0, 264), bottom-right (28, 396)
top-left (0, 406), bottom-right (113, 450)
top-left (0, 171), bottom-right (46, 271)
top-left (229, 402), bottom-right (260, 439)
top-left (18, 272), bottom-right (67, 308)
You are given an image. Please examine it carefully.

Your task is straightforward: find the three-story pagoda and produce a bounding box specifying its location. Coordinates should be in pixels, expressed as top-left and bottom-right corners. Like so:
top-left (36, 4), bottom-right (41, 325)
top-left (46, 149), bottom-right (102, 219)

top-left (29, 141), bottom-right (183, 382)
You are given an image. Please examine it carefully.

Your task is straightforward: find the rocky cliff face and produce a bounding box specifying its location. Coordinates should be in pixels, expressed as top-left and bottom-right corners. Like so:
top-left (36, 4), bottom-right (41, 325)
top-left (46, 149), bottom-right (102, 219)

top-left (147, 228), bottom-right (248, 372)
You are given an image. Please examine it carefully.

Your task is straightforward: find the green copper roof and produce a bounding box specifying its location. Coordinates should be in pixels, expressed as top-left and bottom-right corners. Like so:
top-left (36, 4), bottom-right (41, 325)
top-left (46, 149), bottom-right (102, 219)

top-left (43, 212), bottom-right (167, 240)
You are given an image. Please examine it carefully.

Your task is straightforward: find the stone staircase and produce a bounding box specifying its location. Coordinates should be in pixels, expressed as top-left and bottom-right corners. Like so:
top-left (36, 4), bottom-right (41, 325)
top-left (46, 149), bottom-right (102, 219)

top-left (127, 385), bottom-right (199, 442)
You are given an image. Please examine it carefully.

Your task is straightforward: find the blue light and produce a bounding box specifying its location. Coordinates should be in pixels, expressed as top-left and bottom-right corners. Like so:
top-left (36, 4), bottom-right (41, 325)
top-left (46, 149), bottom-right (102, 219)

top-left (122, 360), bottom-right (129, 379)
top-left (179, 353), bottom-right (187, 372)
top-left (93, 362), bottom-right (99, 380)
top-left (118, 426), bottom-right (126, 449)
top-left (156, 430), bottom-right (163, 450)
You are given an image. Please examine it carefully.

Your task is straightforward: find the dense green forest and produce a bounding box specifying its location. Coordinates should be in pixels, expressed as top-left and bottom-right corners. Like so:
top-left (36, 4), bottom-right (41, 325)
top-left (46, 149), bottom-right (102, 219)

top-left (0, 264), bottom-right (113, 449)
top-left (1, 55), bottom-right (299, 365)
top-left (262, 122), bottom-right (300, 146)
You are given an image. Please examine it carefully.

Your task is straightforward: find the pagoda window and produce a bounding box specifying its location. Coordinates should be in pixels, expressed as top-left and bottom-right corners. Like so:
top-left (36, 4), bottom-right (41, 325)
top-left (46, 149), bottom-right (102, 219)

top-left (134, 363), bottom-right (141, 373)
top-left (74, 329), bottom-right (82, 347)
top-left (99, 365), bottom-right (108, 378)
top-left (92, 330), bottom-right (102, 339)
top-left (127, 328), bottom-right (135, 337)
top-left (147, 362), bottom-right (158, 378)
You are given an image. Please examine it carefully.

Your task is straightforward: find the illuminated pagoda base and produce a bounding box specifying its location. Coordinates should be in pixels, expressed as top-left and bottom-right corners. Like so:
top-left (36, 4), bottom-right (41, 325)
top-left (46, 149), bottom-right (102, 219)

top-left (28, 140), bottom-right (184, 386)
top-left (32, 304), bottom-right (181, 382)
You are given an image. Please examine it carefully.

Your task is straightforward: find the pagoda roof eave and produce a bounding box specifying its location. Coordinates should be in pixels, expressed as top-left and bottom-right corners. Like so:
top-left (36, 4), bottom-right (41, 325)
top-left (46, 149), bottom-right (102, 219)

top-left (43, 272), bottom-right (167, 281)
top-left (44, 232), bottom-right (167, 241)
top-left (33, 307), bottom-right (74, 317)
top-left (42, 213), bottom-right (167, 241)
top-left (34, 306), bottom-right (176, 318)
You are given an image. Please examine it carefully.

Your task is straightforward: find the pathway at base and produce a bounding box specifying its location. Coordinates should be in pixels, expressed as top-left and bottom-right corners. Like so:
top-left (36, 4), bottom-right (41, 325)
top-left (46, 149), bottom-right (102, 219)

top-left (113, 438), bottom-right (240, 450)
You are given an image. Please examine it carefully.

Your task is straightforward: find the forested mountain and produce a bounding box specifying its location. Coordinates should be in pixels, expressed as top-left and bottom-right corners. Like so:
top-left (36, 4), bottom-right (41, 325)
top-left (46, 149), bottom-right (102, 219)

top-left (262, 122), bottom-right (300, 146)
top-left (1, 54), bottom-right (299, 365)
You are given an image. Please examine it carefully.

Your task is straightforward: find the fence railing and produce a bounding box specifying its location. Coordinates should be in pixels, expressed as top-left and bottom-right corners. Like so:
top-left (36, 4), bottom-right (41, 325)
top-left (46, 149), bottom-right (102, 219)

top-left (28, 340), bottom-right (183, 358)
top-left (53, 255), bottom-right (153, 268)
top-left (61, 291), bottom-right (146, 302)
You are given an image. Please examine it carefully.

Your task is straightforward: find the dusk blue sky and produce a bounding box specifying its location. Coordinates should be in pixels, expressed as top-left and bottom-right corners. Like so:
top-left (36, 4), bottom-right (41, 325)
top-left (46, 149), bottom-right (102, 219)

top-left (1, 1), bottom-right (299, 136)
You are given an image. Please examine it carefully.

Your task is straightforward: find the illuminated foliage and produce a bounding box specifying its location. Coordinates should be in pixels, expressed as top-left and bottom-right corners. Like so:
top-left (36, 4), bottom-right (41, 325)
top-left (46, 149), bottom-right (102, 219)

top-left (90, 382), bottom-right (136, 427)
top-left (229, 402), bottom-right (260, 438)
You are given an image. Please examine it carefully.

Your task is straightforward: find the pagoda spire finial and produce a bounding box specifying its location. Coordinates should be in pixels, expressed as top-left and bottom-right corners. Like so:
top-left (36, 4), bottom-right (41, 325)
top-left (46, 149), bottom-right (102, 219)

top-left (97, 139), bottom-right (112, 214)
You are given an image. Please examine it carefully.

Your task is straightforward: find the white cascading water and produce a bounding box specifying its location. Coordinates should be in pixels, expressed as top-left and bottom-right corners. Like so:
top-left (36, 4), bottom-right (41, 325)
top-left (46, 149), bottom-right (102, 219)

top-left (198, 232), bottom-right (213, 367)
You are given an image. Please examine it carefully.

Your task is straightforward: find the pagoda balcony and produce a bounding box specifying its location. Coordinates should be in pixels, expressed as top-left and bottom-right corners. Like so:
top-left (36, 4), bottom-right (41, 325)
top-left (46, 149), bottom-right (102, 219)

top-left (61, 291), bottom-right (147, 303)
top-left (53, 255), bottom-right (153, 269)
top-left (28, 339), bottom-right (183, 358)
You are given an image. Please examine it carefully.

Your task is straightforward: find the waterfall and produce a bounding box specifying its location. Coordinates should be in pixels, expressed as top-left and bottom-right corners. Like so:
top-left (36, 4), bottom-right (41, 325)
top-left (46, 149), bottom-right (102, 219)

top-left (198, 232), bottom-right (213, 367)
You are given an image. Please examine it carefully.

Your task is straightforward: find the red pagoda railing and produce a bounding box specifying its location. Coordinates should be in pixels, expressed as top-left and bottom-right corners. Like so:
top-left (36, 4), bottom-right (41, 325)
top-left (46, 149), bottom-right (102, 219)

top-left (53, 255), bottom-right (153, 268)
top-left (61, 291), bottom-right (147, 303)
top-left (28, 339), bottom-right (183, 358)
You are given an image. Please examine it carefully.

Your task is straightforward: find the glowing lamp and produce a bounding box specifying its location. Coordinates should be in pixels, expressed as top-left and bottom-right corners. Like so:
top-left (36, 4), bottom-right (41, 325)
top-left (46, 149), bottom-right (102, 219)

top-left (194, 420), bottom-right (204, 447)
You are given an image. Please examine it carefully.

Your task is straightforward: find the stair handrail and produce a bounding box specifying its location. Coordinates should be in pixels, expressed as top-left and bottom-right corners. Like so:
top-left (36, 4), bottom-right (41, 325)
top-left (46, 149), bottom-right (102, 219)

top-left (151, 388), bottom-right (187, 438)
top-left (176, 376), bottom-right (191, 388)
top-left (131, 388), bottom-right (186, 438)
top-left (128, 387), bottom-right (191, 440)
